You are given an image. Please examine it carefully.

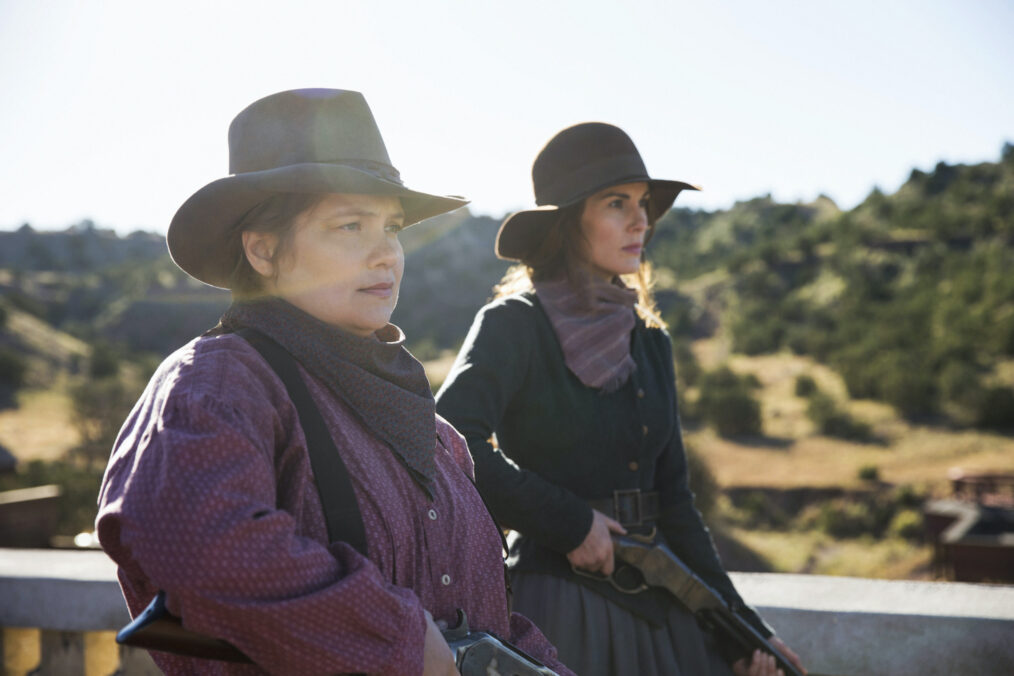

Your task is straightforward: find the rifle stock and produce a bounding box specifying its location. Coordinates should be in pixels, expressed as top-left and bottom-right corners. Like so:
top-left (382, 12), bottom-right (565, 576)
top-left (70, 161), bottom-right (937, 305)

top-left (118, 592), bottom-right (558, 675)
top-left (116, 591), bottom-right (251, 662)
top-left (612, 535), bottom-right (803, 676)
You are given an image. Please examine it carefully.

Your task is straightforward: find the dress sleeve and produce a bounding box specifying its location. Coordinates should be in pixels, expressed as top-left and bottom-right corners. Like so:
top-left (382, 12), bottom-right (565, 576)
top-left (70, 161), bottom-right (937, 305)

top-left (96, 363), bottom-right (428, 675)
top-left (652, 334), bottom-right (775, 638)
top-left (436, 300), bottom-right (593, 555)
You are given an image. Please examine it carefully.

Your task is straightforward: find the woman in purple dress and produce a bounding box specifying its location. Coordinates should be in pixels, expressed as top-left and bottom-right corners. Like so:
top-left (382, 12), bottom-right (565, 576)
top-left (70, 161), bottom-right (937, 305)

top-left (96, 89), bottom-right (571, 676)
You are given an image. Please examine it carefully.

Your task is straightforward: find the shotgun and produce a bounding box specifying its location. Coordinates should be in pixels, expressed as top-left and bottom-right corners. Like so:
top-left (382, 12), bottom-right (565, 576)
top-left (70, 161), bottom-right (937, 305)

top-left (117, 591), bottom-right (559, 675)
top-left (610, 534), bottom-right (803, 676)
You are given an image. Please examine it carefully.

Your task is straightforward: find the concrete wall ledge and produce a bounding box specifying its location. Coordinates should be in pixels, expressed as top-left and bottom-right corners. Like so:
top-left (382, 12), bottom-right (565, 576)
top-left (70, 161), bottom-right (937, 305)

top-left (2, 549), bottom-right (1013, 675)
top-left (730, 572), bottom-right (1014, 676)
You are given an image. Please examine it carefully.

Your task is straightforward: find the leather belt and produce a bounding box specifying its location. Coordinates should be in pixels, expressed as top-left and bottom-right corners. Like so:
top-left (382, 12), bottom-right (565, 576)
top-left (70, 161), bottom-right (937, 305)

top-left (588, 489), bottom-right (660, 527)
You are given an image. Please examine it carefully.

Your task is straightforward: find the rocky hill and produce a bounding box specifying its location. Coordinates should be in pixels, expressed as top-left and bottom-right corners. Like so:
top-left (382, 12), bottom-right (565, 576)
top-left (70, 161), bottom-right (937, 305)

top-left (2, 142), bottom-right (1012, 429)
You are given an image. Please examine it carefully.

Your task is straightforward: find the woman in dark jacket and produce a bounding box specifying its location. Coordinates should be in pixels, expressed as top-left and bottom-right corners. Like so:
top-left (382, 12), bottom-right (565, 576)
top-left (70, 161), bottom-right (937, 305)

top-left (436, 123), bottom-right (804, 676)
top-left (96, 89), bottom-right (571, 676)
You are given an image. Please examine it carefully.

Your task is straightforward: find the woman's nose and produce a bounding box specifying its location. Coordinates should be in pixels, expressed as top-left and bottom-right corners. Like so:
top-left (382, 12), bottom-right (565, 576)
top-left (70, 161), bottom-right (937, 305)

top-left (369, 232), bottom-right (403, 268)
top-left (631, 205), bottom-right (649, 231)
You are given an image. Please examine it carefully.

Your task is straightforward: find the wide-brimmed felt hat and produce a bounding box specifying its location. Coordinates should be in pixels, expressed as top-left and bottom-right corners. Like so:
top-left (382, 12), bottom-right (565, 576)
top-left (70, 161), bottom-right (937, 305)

top-left (495, 122), bottom-right (699, 262)
top-left (168, 88), bottom-right (468, 288)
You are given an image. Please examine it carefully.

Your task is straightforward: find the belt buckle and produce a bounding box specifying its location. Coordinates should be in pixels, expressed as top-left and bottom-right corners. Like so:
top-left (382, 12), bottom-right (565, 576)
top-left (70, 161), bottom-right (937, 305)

top-left (613, 488), bottom-right (642, 527)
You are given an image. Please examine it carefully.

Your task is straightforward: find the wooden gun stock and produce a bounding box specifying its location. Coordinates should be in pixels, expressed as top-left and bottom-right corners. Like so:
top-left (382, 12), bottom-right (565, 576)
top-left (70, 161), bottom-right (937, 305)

top-left (119, 594), bottom-right (558, 675)
top-left (612, 535), bottom-right (803, 676)
top-left (116, 591), bottom-right (251, 663)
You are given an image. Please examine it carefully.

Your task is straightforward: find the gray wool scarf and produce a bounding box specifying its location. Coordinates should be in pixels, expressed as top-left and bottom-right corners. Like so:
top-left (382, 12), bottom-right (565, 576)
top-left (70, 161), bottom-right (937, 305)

top-left (216, 297), bottom-right (437, 486)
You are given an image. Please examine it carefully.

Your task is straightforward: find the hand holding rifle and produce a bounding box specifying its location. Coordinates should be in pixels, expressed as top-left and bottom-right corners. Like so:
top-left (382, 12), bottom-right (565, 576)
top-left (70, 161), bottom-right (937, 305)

top-left (610, 533), bottom-right (806, 676)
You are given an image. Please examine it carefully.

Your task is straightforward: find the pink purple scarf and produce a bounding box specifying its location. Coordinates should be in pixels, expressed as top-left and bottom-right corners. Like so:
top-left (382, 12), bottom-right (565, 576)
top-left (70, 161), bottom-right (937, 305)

top-left (533, 277), bottom-right (638, 393)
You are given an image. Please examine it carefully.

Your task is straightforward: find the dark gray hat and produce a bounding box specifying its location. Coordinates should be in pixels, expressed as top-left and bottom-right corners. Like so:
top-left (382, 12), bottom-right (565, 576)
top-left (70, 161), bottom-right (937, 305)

top-left (168, 88), bottom-right (467, 288)
top-left (495, 122), bottom-right (698, 261)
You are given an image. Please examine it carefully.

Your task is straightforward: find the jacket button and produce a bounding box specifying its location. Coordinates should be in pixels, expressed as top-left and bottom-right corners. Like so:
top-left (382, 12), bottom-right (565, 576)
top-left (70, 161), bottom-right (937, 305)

top-left (428, 509), bottom-right (438, 520)
top-left (628, 461), bottom-right (639, 471)
top-left (637, 389), bottom-right (645, 399)
top-left (441, 574), bottom-right (451, 586)
top-left (642, 425), bottom-right (649, 436)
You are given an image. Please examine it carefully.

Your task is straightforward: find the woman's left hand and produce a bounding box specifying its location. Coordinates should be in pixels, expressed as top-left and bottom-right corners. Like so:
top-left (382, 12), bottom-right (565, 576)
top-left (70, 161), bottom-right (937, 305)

top-left (732, 637), bottom-right (806, 676)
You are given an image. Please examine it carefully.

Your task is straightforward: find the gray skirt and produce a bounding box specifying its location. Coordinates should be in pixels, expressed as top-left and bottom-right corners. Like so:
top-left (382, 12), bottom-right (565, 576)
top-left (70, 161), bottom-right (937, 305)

top-left (512, 571), bottom-right (734, 676)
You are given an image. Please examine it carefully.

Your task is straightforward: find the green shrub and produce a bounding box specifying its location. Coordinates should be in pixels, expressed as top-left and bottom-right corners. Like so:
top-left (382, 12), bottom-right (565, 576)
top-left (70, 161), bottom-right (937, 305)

top-left (731, 316), bottom-right (783, 355)
top-left (89, 341), bottom-right (121, 379)
top-left (0, 348), bottom-right (27, 388)
top-left (806, 392), bottom-right (872, 441)
top-left (69, 377), bottom-right (136, 469)
top-left (976, 387), bottom-right (1014, 430)
top-left (794, 374), bottom-right (817, 397)
top-left (816, 500), bottom-right (876, 538)
top-left (697, 366), bottom-right (762, 437)
top-left (858, 465), bottom-right (880, 482)
top-left (892, 483), bottom-right (927, 509)
top-left (673, 341), bottom-right (701, 390)
top-left (888, 509), bottom-right (924, 540)
top-left (733, 490), bottom-right (788, 529)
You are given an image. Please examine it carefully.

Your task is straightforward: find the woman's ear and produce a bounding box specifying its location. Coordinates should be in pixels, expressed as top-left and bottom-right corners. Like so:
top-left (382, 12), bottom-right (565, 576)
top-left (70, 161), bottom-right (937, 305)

top-left (241, 230), bottom-right (279, 279)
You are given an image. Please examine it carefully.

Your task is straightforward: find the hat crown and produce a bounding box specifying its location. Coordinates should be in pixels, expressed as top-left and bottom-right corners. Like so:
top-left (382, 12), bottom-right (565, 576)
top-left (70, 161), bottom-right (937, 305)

top-left (228, 89), bottom-right (395, 175)
top-left (532, 122), bottom-right (650, 206)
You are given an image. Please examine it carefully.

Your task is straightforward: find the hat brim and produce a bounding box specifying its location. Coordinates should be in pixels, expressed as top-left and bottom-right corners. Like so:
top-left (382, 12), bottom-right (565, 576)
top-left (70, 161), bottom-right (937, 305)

top-left (494, 179), bottom-right (699, 262)
top-left (168, 163), bottom-right (468, 289)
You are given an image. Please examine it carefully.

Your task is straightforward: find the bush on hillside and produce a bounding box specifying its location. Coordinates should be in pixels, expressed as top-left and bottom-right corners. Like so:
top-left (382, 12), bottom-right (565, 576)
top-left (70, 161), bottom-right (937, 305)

top-left (794, 374), bottom-right (817, 397)
top-left (673, 340), bottom-right (701, 391)
top-left (89, 341), bottom-right (121, 379)
top-left (0, 348), bottom-right (27, 388)
top-left (877, 353), bottom-right (937, 419)
top-left (697, 366), bottom-right (762, 437)
top-left (69, 377), bottom-right (137, 469)
top-left (888, 509), bottom-right (924, 541)
top-left (975, 386), bottom-right (1014, 430)
top-left (730, 491), bottom-right (789, 530)
top-left (857, 464), bottom-right (880, 482)
top-left (806, 392), bottom-right (872, 441)
top-left (815, 500), bottom-right (876, 538)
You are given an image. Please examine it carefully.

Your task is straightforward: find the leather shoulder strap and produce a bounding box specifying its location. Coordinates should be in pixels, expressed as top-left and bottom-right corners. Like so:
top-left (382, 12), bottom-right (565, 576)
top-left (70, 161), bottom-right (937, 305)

top-left (236, 328), bottom-right (368, 558)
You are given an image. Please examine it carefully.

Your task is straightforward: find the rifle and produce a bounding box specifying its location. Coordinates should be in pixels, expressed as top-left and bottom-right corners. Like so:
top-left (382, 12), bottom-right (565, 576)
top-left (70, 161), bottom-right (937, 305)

top-left (117, 591), bottom-right (558, 675)
top-left (608, 534), bottom-right (803, 676)
top-left (115, 591), bottom-right (249, 662)
top-left (443, 609), bottom-right (559, 676)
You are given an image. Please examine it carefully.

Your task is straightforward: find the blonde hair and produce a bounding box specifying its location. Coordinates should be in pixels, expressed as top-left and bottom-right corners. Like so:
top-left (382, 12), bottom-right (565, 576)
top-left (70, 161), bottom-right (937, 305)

top-left (493, 202), bottom-right (666, 329)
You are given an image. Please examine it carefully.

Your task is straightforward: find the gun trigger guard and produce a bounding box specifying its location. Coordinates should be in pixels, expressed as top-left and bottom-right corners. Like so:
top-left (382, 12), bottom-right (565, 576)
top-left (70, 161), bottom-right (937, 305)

top-left (442, 609), bottom-right (470, 642)
top-left (625, 526), bottom-right (657, 544)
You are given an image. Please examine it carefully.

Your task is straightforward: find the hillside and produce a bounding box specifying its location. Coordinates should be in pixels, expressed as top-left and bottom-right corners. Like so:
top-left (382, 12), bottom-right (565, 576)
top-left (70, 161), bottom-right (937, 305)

top-left (1, 146), bottom-right (1012, 576)
top-left (3, 145), bottom-right (1012, 427)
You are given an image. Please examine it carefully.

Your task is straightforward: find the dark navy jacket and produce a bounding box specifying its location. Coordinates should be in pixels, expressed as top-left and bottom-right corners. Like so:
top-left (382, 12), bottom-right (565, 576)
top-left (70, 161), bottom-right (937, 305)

top-left (436, 292), bottom-right (769, 634)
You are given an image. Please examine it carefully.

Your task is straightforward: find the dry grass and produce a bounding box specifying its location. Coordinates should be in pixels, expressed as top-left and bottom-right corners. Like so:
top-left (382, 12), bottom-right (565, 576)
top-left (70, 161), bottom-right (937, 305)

top-left (683, 347), bottom-right (1014, 495)
top-left (0, 388), bottom-right (80, 461)
top-left (422, 350), bottom-right (460, 393)
top-left (728, 526), bottom-right (934, 579)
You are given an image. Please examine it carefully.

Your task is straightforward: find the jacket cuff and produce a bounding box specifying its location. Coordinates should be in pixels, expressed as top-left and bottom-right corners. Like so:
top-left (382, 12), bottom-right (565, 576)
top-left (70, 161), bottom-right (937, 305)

top-left (730, 598), bottom-right (775, 638)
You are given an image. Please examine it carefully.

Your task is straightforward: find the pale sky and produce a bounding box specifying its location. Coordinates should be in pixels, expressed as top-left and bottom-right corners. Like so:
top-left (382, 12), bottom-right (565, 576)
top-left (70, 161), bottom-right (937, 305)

top-left (1, 0), bottom-right (1012, 235)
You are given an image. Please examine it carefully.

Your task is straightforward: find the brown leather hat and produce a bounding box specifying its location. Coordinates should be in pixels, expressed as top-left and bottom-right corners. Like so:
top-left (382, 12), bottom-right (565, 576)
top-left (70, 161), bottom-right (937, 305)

top-left (167, 89), bottom-right (468, 288)
top-left (495, 122), bottom-right (699, 261)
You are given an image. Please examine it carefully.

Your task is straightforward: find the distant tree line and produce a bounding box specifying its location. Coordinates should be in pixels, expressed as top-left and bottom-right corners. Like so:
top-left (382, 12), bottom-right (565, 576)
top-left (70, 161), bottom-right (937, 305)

top-left (653, 144), bottom-right (1014, 431)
